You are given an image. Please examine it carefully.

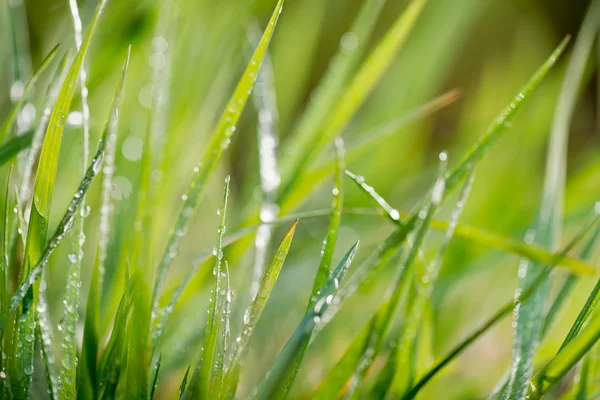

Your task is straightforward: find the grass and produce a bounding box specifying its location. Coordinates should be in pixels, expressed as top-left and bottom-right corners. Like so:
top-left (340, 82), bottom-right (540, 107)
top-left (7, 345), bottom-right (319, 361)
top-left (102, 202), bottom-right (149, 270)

top-left (0, 0), bottom-right (600, 399)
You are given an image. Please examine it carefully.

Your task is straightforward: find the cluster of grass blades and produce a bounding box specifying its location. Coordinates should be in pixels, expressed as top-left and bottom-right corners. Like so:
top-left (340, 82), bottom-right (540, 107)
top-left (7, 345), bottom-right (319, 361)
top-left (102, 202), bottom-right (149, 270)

top-left (1, 0), bottom-right (600, 399)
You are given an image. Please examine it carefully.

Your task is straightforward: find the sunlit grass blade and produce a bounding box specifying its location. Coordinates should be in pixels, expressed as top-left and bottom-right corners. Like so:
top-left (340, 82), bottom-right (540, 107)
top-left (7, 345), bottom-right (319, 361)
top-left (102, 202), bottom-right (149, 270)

top-left (280, 0), bottom-right (386, 186)
top-left (185, 177), bottom-right (230, 399)
top-left (152, 0), bottom-right (285, 309)
top-left (0, 130), bottom-right (33, 169)
top-left (9, 1), bottom-right (109, 396)
top-left (222, 220), bottom-right (298, 399)
top-left (387, 169), bottom-right (474, 397)
top-left (403, 210), bottom-right (600, 399)
top-left (281, 90), bottom-right (460, 214)
top-left (346, 169), bottom-right (400, 223)
top-left (252, 242), bottom-right (359, 400)
top-left (0, 45), bottom-right (58, 143)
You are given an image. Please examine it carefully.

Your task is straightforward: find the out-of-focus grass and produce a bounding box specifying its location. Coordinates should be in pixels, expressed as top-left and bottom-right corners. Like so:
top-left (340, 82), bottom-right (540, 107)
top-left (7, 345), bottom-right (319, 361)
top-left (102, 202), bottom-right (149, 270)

top-left (0, 0), bottom-right (599, 399)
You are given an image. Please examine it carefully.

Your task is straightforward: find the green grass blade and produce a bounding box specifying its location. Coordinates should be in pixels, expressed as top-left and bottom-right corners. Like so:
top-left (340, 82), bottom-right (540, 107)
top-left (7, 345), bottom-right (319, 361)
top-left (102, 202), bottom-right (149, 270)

top-left (188, 177), bottom-right (230, 399)
top-left (346, 169), bottom-right (400, 223)
top-left (152, 0), bottom-right (285, 308)
top-left (179, 366), bottom-right (191, 399)
top-left (279, 0), bottom-right (386, 188)
top-left (0, 130), bottom-right (33, 169)
top-left (252, 242), bottom-right (359, 400)
top-left (445, 36), bottom-right (570, 195)
top-left (10, 1), bottom-right (108, 395)
top-left (403, 211), bottom-right (600, 399)
top-left (37, 287), bottom-right (58, 400)
top-left (280, 0), bottom-right (427, 200)
top-left (150, 353), bottom-right (162, 400)
top-left (222, 220), bottom-right (298, 399)
top-left (0, 45), bottom-right (58, 143)
top-left (309, 138), bottom-right (346, 306)
top-left (505, 25), bottom-right (593, 400)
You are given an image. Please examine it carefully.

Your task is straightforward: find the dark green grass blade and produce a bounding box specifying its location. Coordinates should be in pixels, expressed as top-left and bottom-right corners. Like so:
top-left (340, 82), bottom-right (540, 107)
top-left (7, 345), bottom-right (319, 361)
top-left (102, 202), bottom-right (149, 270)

top-left (187, 177), bottom-right (230, 399)
top-left (402, 211), bottom-right (600, 399)
top-left (179, 366), bottom-right (191, 399)
top-left (222, 220), bottom-right (298, 399)
top-left (150, 353), bottom-right (162, 400)
top-left (9, 1), bottom-right (109, 397)
top-left (152, 0), bottom-right (285, 308)
top-left (280, 0), bottom-right (386, 187)
top-left (0, 45), bottom-right (58, 143)
top-left (253, 242), bottom-right (359, 400)
top-left (0, 130), bottom-right (33, 169)
top-left (279, 0), bottom-right (427, 200)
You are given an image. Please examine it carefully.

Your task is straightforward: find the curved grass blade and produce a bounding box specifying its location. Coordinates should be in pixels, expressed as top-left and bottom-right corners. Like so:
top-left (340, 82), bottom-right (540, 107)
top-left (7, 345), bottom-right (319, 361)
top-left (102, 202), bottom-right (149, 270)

top-left (402, 210), bottom-right (600, 399)
top-left (280, 0), bottom-right (427, 200)
top-left (280, 0), bottom-right (387, 189)
top-left (0, 130), bottom-right (33, 169)
top-left (346, 169), bottom-right (400, 223)
top-left (150, 353), bottom-right (162, 400)
top-left (222, 220), bottom-right (298, 399)
top-left (252, 242), bottom-right (359, 400)
top-left (152, 0), bottom-right (285, 309)
top-left (0, 45), bottom-right (58, 143)
top-left (281, 90), bottom-right (460, 214)
top-left (183, 177), bottom-right (230, 399)
top-left (315, 158), bottom-right (447, 399)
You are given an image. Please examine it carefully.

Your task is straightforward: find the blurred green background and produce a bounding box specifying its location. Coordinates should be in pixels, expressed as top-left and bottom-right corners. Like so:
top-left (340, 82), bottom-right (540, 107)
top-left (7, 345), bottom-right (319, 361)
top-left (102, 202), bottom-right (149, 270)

top-left (1, 0), bottom-right (599, 398)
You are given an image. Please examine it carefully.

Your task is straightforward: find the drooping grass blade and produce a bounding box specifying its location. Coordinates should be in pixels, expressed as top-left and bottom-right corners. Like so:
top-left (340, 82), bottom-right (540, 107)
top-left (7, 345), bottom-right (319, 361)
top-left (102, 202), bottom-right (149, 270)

top-left (0, 131), bottom-right (33, 169)
top-left (152, 0), bottom-right (285, 310)
top-left (222, 220), bottom-right (298, 399)
top-left (252, 242), bottom-right (359, 400)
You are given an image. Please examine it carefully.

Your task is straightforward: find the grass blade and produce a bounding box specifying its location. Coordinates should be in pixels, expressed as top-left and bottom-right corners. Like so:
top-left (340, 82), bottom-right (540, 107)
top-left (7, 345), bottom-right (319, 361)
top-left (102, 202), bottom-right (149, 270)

top-left (150, 353), bottom-right (162, 400)
top-left (0, 45), bottom-right (58, 143)
top-left (152, 0), bottom-right (285, 309)
top-left (179, 366), bottom-right (191, 399)
top-left (222, 220), bottom-right (298, 399)
top-left (0, 131), bottom-right (33, 169)
top-left (403, 210), bottom-right (600, 399)
top-left (505, 22), bottom-right (593, 400)
top-left (184, 177), bottom-right (230, 399)
top-left (253, 242), bottom-right (360, 400)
